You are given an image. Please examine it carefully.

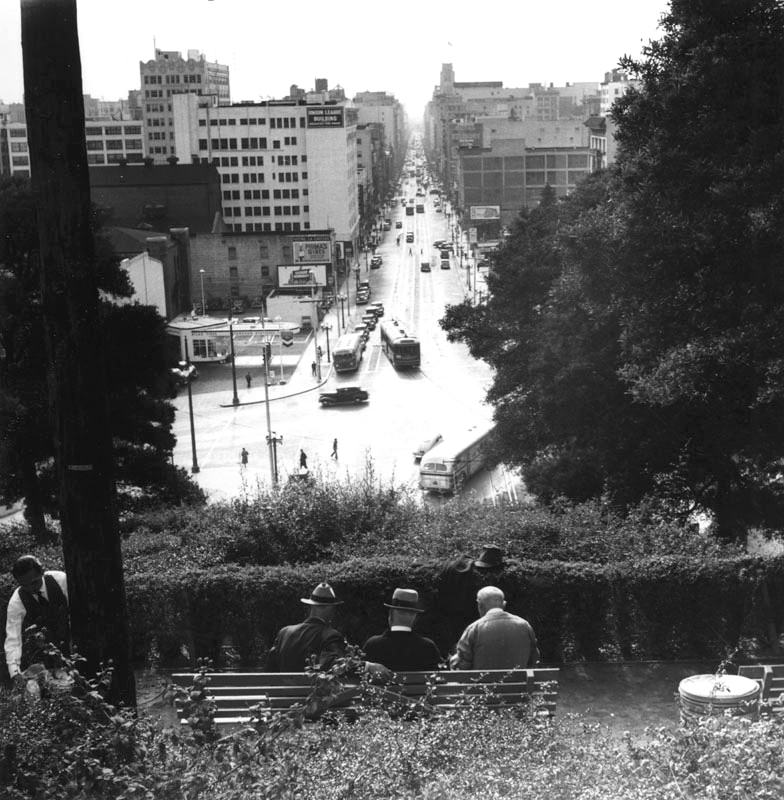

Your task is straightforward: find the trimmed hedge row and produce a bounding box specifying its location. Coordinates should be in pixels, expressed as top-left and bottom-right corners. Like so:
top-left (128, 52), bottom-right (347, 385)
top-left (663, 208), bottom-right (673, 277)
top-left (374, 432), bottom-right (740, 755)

top-left (118, 554), bottom-right (784, 667)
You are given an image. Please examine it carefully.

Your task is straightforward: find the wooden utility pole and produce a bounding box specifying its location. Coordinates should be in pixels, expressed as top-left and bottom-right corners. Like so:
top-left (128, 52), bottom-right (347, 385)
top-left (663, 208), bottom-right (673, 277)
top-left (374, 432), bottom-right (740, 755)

top-left (20, 0), bottom-right (136, 707)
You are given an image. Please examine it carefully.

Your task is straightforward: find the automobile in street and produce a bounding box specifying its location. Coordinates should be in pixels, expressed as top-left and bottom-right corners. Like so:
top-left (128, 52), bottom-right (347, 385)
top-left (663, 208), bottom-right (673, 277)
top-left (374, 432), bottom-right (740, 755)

top-left (406, 232), bottom-right (415, 243)
top-left (353, 324), bottom-right (370, 343)
top-left (413, 433), bottom-right (444, 461)
top-left (420, 261), bottom-right (431, 272)
top-left (440, 259), bottom-right (451, 269)
top-left (370, 255), bottom-right (383, 269)
top-left (356, 291), bottom-right (369, 304)
top-left (367, 302), bottom-right (384, 317)
top-left (433, 239), bottom-right (447, 248)
top-left (396, 220), bottom-right (403, 229)
top-left (171, 362), bottom-right (198, 386)
top-left (318, 386), bottom-right (369, 406)
top-left (361, 313), bottom-right (378, 330)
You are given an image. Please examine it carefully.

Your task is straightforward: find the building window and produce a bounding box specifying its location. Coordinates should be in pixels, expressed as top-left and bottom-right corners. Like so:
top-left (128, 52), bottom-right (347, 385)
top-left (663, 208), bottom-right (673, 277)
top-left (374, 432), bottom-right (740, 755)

top-left (228, 246), bottom-right (237, 260)
top-left (261, 264), bottom-right (269, 277)
top-left (273, 140), bottom-right (280, 149)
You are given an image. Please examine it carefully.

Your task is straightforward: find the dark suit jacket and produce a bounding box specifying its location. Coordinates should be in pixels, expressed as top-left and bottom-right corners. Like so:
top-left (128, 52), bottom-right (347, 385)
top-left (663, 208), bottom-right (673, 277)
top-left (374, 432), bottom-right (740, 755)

top-left (266, 616), bottom-right (346, 671)
top-left (362, 629), bottom-right (442, 672)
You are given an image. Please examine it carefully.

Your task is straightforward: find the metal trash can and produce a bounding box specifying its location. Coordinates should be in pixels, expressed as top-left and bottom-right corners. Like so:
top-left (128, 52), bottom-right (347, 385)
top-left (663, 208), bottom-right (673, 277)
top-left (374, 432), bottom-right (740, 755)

top-left (678, 674), bottom-right (760, 725)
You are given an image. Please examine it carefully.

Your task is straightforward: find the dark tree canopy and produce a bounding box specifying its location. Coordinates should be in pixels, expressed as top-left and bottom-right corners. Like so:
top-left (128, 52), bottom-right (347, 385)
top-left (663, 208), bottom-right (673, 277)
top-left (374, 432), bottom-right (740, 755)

top-left (441, 0), bottom-right (784, 539)
top-left (0, 176), bottom-right (195, 529)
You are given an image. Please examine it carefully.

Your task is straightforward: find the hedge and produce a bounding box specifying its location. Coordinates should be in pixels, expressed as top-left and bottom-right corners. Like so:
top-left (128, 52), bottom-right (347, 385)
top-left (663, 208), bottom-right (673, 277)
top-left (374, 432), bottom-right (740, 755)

top-left (106, 554), bottom-right (784, 667)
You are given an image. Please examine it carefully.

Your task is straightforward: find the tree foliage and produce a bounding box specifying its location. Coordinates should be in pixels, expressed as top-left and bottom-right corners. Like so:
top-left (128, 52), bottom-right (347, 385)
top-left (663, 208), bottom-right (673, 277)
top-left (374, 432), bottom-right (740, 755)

top-left (441, 0), bottom-right (784, 538)
top-left (0, 175), bottom-right (193, 524)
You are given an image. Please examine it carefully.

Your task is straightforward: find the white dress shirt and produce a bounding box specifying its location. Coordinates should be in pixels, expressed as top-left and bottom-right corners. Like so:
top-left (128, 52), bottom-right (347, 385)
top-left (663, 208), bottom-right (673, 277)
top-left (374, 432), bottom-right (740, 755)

top-left (4, 570), bottom-right (68, 677)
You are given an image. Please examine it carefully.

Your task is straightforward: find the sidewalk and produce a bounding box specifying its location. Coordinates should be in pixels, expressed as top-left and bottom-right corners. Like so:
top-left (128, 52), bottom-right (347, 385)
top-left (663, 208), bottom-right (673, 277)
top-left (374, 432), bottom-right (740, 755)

top-left (217, 271), bottom-right (360, 408)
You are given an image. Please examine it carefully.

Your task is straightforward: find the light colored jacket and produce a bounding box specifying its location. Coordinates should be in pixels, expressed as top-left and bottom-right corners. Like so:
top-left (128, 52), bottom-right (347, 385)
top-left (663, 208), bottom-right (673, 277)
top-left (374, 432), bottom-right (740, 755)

top-left (454, 607), bottom-right (539, 670)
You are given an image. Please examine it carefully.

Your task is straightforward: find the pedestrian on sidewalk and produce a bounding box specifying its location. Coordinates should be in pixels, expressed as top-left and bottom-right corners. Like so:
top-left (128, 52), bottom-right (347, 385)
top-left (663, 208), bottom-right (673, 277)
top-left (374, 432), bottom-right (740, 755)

top-left (311, 361), bottom-right (317, 377)
top-left (331, 438), bottom-right (338, 460)
top-left (299, 449), bottom-right (308, 470)
top-left (245, 371), bottom-right (252, 389)
top-left (241, 447), bottom-right (249, 466)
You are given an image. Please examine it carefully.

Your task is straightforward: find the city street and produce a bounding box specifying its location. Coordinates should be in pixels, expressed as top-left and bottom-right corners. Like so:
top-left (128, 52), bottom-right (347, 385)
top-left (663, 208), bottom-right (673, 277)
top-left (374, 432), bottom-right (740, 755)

top-left (171, 178), bottom-right (523, 505)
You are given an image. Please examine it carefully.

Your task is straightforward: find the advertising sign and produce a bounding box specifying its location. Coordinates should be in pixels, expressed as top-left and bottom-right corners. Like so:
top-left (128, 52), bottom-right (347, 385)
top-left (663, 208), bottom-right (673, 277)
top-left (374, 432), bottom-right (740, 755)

top-left (293, 239), bottom-right (332, 263)
top-left (306, 107), bottom-right (345, 128)
top-left (277, 263), bottom-right (328, 288)
top-left (470, 205), bottom-right (501, 220)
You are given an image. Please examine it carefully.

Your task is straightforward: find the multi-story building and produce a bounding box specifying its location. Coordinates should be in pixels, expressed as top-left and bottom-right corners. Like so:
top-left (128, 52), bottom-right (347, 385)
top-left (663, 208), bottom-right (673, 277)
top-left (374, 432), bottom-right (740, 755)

top-left (600, 69), bottom-right (640, 115)
top-left (1, 118), bottom-right (146, 177)
top-left (140, 49), bottom-right (230, 163)
top-left (172, 95), bottom-right (359, 266)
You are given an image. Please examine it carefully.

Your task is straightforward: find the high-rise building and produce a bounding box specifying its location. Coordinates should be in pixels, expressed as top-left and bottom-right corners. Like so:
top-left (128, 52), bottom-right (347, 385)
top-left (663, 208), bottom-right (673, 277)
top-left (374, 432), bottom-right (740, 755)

top-left (172, 95), bottom-right (359, 260)
top-left (140, 49), bottom-right (230, 163)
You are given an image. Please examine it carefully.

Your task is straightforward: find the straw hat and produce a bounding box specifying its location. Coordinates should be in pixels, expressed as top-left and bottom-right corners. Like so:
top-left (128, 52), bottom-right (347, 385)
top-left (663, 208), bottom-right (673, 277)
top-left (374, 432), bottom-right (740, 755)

top-left (384, 588), bottom-right (424, 612)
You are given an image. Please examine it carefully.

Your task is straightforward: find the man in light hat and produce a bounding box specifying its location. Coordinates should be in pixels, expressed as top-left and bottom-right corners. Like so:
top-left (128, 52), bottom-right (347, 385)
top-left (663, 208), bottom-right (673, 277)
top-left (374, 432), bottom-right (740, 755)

top-left (266, 582), bottom-right (348, 672)
top-left (451, 586), bottom-right (540, 670)
top-left (362, 588), bottom-right (442, 672)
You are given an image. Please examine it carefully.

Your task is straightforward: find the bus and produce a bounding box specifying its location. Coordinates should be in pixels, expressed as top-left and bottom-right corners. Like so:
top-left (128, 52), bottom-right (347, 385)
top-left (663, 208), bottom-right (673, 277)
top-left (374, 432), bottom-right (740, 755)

top-left (419, 422), bottom-right (495, 494)
top-left (332, 332), bottom-right (365, 373)
top-left (379, 318), bottom-right (420, 369)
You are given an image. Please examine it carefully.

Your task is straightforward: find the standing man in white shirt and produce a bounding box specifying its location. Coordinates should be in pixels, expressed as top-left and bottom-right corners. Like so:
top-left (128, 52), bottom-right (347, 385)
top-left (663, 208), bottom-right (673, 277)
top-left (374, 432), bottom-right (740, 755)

top-left (4, 555), bottom-right (69, 686)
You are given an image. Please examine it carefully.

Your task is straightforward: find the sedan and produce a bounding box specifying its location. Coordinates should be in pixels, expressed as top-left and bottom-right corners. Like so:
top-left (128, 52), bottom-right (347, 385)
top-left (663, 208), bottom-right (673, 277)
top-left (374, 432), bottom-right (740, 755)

top-left (420, 262), bottom-right (431, 273)
top-left (370, 255), bottom-right (383, 269)
top-left (396, 220), bottom-right (403, 229)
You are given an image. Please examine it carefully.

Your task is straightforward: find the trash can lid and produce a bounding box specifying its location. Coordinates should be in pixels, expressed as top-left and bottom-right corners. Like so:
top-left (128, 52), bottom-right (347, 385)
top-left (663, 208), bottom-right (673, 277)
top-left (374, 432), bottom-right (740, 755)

top-left (678, 674), bottom-right (759, 703)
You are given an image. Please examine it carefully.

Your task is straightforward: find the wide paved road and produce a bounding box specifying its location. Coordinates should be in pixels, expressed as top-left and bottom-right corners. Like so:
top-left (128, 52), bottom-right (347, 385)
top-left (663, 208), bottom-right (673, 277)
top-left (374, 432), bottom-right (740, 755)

top-left (172, 177), bottom-right (523, 505)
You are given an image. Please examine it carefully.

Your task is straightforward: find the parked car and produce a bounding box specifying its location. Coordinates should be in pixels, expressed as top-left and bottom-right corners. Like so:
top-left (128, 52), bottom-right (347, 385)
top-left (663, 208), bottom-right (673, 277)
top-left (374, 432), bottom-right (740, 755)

top-left (433, 240), bottom-right (447, 249)
top-left (318, 386), bottom-right (369, 406)
top-left (396, 220), bottom-right (403, 229)
top-left (356, 291), bottom-right (369, 305)
top-left (413, 433), bottom-right (443, 461)
top-left (171, 362), bottom-right (198, 387)
top-left (361, 314), bottom-right (377, 330)
top-left (406, 232), bottom-right (415, 243)
top-left (353, 324), bottom-right (370, 342)
top-left (370, 255), bottom-right (383, 269)
top-left (420, 261), bottom-right (431, 272)
top-left (367, 302), bottom-right (384, 317)
top-left (440, 259), bottom-right (451, 270)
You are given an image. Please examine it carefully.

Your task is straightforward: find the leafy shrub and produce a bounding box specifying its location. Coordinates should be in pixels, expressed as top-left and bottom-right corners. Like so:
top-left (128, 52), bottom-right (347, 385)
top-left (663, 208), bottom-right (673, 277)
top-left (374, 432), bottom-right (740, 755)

top-left (2, 652), bottom-right (784, 799)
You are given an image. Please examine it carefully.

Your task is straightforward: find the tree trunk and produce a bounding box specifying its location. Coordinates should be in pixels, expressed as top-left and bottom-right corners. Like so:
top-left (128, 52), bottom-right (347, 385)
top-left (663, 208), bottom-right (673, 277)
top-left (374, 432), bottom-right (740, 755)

top-left (20, 0), bottom-right (136, 707)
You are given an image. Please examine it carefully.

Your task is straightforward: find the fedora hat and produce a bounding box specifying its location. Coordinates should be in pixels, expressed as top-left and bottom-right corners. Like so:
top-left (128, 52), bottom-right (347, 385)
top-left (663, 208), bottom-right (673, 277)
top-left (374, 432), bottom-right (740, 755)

top-left (384, 587), bottom-right (424, 612)
top-left (301, 582), bottom-right (343, 606)
top-left (474, 545), bottom-right (504, 569)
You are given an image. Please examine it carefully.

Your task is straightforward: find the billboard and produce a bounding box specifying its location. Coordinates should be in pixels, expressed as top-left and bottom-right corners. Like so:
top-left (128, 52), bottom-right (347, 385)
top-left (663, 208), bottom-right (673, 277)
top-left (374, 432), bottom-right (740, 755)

top-left (277, 263), bottom-right (328, 288)
top-left (306, 107), bottom-right (345, 128)
top-left (293, 239), bottom-right (332, 263)
top-left (470, 205), bottom-right (501, 220)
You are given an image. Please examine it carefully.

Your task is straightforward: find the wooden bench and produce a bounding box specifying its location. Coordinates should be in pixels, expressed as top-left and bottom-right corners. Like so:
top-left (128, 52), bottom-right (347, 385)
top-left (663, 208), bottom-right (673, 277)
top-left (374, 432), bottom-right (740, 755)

top-left (171, 667), bottom-right (559, 728)
top-left (738, 664), bottom-right (784, 715)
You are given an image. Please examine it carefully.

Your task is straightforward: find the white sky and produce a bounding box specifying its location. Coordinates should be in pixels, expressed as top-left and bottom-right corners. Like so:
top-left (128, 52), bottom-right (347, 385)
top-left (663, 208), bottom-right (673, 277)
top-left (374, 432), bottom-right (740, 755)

top-left (2, 0), bottom-right (670, 121)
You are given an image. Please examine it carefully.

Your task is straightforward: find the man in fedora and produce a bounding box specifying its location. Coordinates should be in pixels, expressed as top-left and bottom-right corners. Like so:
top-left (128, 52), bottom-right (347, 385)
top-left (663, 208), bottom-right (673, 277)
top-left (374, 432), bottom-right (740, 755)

top-left (362, 588), bottom-right (442, 672)
top-left (473, 544), bottom-right (504, 571)
top-left (451, 586), bottom-right (540, 670)
top-left (266, 582), bottom-right (391, 676)
top-left (266, 582), bottom-right (348, 672)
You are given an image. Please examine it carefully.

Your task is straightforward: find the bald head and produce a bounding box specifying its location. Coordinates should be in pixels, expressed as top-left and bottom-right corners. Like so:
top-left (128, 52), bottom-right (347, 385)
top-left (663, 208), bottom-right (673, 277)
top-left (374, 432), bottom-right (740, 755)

top-left (477, 586), bottom-right (505, 615)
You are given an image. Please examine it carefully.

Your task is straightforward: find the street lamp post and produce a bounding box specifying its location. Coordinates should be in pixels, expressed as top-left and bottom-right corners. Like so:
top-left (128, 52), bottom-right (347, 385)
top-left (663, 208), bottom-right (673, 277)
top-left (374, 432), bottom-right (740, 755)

top-left (321, 321), bottom-right (332, 363)
top-left (199, 269), bottom-right (206, 316)
top-left (337, 293), bottom-right (346, 330)
top-left (274, 315), bottom-right (284, 383)
top-left (180, 339), bottom-right (199, 474)
top-left (354, 265), bottom-right (360, 290)
top-left (228, 320), bottom-right (239, 406)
